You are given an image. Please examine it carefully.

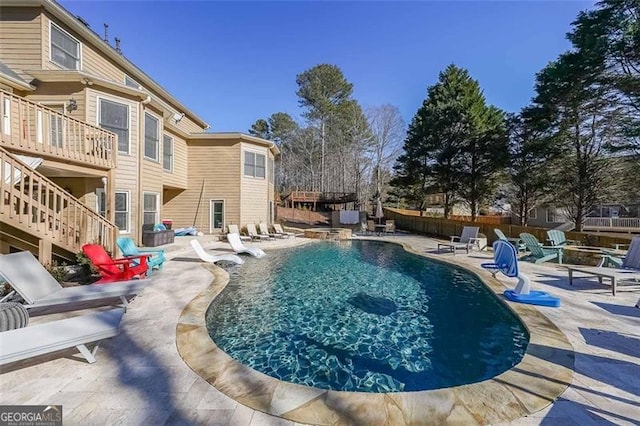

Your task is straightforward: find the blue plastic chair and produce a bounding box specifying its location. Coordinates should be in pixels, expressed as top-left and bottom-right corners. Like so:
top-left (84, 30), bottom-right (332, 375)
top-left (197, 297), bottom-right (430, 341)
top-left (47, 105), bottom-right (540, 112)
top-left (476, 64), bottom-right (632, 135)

top-left (116, 236), bottom-right (166, 276)
top-left (483, 240), bottom-right (560, 307)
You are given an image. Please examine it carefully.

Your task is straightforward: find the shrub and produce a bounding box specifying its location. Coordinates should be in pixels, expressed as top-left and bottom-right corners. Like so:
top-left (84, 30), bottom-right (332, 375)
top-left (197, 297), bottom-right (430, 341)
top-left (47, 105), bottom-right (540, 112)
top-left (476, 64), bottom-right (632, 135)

top-left (44, 260), bottom-right (67, 283)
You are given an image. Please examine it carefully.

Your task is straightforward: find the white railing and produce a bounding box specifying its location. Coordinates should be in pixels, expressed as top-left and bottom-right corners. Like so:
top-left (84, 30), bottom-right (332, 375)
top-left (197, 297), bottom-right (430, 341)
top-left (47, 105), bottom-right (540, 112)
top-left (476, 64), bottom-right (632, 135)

top-left (1, 147), bottom-right (117, 254)
top-left (0, 90), bottom-right (116, 169)
top-left (584, 217), bottom-right (640, 230)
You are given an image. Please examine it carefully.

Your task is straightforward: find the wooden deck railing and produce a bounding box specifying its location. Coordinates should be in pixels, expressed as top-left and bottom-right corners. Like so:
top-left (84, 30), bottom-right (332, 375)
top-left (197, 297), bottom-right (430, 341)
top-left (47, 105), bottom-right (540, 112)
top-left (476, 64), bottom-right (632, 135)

top-left (0, 90), bottom-right (116, 169)
top-left (284, 191), bottom-right (357, 204)
top-left (1, 147), bottom-right (117, 254)
top-left (583, 217), bottom-right (640, 231)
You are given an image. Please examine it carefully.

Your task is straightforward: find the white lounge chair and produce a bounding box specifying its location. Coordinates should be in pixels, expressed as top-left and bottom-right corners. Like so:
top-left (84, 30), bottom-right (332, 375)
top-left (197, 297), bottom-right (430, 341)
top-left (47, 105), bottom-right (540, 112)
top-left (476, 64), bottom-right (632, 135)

top-left (0, 307), bottom-right (125, 365)
top-left (189, 240), bottom-right (244, 264)
top-left (258, 222), bottom-right (282, 239)
top-left (0, 252), bottom-right (149, 310)
top-left (246, 223), bottom-right (270, 241)
top-left (437, 226), bottom-right (480, 254)
top-left (273, 223), bottom-right (295, 238)
top-left (227, 224), bottom-right (251, 241)
top-left (566, 236), bottom-right (640, 297)
top-left (227, 233), bottom-right (266, 258)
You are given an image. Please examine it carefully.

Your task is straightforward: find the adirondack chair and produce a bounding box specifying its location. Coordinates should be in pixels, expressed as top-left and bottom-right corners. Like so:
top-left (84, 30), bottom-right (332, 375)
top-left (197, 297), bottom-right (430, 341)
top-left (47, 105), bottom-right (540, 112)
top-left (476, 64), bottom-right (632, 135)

top-left (117, 237), bottom-right (166, 276)
top-left (547, 230), bottom-right (580, 246)
top-left (82, 244), bottom-right (149, 283)
top-left (493, 228), bottom-right (525, 252)
top-left (519, 233), bottom-right (563, 264)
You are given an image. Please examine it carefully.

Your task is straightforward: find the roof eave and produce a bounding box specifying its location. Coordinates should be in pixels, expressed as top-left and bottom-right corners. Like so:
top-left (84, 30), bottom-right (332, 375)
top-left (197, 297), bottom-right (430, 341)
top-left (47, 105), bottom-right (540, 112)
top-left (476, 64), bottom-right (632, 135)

top-left (4, 0), bottom-right (210, 129)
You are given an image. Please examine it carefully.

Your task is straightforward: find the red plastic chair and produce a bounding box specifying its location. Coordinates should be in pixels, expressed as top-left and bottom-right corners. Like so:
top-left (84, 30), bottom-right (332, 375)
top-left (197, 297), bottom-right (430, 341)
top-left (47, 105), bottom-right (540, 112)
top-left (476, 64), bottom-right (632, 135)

top-left (82, 244), bottom-right (149, 284)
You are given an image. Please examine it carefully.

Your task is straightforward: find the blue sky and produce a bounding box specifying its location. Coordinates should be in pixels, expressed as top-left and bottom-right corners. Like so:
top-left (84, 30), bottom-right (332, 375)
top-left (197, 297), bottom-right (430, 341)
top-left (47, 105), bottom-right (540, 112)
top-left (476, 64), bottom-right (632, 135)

top-left (61, 1), bottom-right (595, 131)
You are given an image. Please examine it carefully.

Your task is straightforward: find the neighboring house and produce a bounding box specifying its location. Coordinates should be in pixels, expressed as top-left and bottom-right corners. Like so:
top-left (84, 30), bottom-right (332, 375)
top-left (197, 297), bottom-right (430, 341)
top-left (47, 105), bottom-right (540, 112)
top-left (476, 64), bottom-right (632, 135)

top-left (422, 193), bottom-right (471, 216)
top-left (0, 0), bottom-right (277, 263)
top-left (520, 206), bottom-right (571, 229)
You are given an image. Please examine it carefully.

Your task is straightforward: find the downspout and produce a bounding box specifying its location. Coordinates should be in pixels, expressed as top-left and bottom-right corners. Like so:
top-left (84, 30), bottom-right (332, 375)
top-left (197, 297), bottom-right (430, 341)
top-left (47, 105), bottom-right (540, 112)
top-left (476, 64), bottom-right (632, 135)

top-left (137, 95), bottom-right (152, 243)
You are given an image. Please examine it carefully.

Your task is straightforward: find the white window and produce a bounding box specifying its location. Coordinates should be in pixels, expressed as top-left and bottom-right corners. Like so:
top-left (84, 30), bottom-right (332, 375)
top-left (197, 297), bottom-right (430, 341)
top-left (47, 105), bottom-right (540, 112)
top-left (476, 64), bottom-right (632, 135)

top-left (244, 151), bottom-right (266, 178)
top-left (97, 189), bottom-right (130, 233)
top-left (529, 208), bottom-right (537, 220)
top-left (50, 23), bottom-right (80, 70)
top-left (124, 75), bottom-right (141, 89)
top-left (2, 97), bottom-right (11, 135)
top-left (143, 192), bottom-right (159, 225)
top-left (99, 99), bottom-right (129, 153)
top-left (163, 134), bottom-right (173, 171)
top-left (144, 113), bottom-right (159, 160)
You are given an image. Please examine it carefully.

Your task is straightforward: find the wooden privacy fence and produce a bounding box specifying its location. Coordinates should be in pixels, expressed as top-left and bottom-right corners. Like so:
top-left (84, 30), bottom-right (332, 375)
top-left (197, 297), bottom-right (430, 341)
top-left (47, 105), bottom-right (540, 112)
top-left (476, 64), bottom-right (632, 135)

top-left (387, 208), bottom-right (511, 225)
top-left (384, 207), bottom-right (633, 248)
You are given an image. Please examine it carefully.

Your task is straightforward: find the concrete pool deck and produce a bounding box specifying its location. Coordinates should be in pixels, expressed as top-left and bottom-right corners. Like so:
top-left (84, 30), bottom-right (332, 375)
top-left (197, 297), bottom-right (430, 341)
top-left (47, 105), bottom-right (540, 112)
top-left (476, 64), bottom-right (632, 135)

top-left (1, 233), bottom-right (639, 425)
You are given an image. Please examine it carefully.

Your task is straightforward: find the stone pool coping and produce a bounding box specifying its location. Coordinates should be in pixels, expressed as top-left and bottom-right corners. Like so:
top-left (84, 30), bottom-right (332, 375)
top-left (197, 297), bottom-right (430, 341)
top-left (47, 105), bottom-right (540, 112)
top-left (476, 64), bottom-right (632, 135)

top-left (176, 240), bottom-right (575, 425)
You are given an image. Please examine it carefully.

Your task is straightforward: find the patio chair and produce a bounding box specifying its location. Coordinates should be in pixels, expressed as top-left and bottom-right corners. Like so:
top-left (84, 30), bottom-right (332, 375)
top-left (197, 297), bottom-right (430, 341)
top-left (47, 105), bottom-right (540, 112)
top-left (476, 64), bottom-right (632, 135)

top-left (227, 233), bottom-right (266, 258)
top-left (384, 220), bottom-right (396, 235)
top-left (482, 240), bottom-right (560, 307)
top-left (273, 223), bottom-right (295, 238)
top-left (246, 223), bottom-right (271, 241)
top-left (0, 251), bottom-right (148, 310)
top-left (117, 236), bottom-right (166, 276)
top-left (189, 239), bottom-right (244, 265)
top-left (0, 307), bottom-right (125, 365)
top-left (82, 244), bottom-right (149, 283)
top-left (366, 220), bottom-right (376, 235)
top-left (258, 222), bottom-right (281, 239)
top-left (228, 224), bottom-right (251, 241)
top-left (547, 230), bottom-right (580, 247)
top-left (519, 233), bottom-right (563, 264)
top-left (437, 226), bottom-right (480, 255)
top-left (566, 236), bottom-right (640, 296)
top-left (493, 228), bottom-right (526, 252)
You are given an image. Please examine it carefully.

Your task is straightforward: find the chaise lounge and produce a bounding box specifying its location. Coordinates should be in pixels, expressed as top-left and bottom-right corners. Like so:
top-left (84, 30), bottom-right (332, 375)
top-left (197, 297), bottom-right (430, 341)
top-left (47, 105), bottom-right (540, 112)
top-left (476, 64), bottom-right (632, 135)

top-left (566, 236), bottom-right (640, 297)
top-left (190, 239), bottom-right (244, 265)
top-left (0, 251), bottom-right (149, 310)
top-left (227, 233), bottom-right (266, 258)
top-left (0, 306), bottom-right (125, 365)
top-left (437, 226), bottom-right (480, 255)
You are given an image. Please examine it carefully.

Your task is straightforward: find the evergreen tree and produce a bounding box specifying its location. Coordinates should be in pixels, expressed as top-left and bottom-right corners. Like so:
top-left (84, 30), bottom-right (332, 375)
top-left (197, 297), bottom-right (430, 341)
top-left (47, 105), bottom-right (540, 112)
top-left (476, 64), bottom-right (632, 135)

top-left (393, 64), bottom-right (507, 220)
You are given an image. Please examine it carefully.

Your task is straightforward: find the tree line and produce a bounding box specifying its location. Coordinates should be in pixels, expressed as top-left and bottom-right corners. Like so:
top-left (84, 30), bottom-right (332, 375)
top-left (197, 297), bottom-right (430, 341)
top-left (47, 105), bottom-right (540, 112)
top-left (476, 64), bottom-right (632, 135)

top-left (392, 0), bottom-right (639, 231)
top-left (249, 64), bottom-right (405, 210)
top-left (248, 0), bottom-right (638, 231)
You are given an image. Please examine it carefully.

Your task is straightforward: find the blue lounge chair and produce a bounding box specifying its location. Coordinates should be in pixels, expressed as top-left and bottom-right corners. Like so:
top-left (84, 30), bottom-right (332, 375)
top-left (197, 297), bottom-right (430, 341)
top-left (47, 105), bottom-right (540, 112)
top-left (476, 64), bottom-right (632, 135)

top-left (117, 236), bottom-right (166, 276)
top-left (520, 233), bottom-right (563, 264)
top-left (482, 240), bottom-right (560, 307)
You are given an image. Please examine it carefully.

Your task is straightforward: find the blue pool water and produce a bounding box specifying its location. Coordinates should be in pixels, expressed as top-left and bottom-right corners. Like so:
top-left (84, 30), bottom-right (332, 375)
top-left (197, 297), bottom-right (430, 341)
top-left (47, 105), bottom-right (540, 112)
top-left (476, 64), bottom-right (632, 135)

top-left (206, 240), bottom-right (529, 393)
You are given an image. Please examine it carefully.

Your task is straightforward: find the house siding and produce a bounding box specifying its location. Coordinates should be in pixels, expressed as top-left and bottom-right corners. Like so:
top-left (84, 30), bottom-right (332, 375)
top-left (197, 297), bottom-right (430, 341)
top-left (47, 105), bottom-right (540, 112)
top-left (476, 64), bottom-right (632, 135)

top-left (163, 140), bottom-right (241, 233)
top-left (0, 7), bottom-right (42, 79)
top-left (162, 130), bottom-right (188, 189)
top-left (87, 88), bottom-right (140, 239)
top-left (240, 142), bottom-right (270, 226)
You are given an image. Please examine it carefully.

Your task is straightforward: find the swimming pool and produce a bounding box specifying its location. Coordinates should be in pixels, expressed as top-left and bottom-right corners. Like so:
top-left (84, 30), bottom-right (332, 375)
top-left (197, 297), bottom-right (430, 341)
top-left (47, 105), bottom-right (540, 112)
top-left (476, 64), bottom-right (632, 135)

top-left (206, 240), bottom-right (529, 393)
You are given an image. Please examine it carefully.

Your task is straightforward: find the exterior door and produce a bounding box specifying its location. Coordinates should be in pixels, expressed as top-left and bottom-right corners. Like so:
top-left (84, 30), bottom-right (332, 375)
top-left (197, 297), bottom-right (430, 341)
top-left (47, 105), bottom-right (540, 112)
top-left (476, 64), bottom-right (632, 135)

top-left (210, 200), bottom-right (224, 232)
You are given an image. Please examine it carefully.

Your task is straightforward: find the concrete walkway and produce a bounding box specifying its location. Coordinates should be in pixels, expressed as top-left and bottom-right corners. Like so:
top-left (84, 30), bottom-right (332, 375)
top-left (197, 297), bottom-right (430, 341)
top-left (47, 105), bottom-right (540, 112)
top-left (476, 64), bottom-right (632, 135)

top-left (1, 233), bottom-right (638, 425)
